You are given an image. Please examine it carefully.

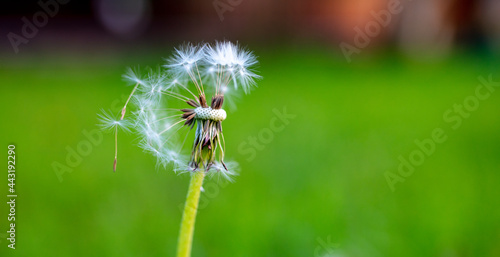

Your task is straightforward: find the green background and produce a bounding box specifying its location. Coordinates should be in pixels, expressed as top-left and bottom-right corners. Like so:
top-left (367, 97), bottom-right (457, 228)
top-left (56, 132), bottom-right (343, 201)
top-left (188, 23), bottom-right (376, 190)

top-left (1, 47), bottom-right (499, 256)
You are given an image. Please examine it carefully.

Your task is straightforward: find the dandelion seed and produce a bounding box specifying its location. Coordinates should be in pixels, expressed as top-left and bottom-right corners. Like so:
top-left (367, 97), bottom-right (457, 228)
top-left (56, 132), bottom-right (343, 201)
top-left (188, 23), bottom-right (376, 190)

top-left (122, 67), bottom-right (145, 85)
top-left (97, 109), bottom-right (131, 132)
top-left (97, 109), bottom-right (131, 172)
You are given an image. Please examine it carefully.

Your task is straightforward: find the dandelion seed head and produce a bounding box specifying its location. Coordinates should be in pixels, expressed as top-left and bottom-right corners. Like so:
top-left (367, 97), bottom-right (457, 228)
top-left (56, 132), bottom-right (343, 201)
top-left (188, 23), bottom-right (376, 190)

top-left (101, 41), bottom-right (261, 180)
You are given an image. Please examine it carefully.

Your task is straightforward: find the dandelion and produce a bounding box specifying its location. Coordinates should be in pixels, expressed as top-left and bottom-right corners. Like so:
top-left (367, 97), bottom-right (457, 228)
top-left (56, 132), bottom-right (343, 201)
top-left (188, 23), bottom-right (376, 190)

top-left (98, 41), bottom-right (261, 257)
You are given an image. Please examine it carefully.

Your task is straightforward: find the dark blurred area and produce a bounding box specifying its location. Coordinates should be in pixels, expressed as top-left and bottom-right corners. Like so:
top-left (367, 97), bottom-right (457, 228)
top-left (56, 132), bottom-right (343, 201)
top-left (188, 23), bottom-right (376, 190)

top-left (1, 0), bottom-right (500, 59)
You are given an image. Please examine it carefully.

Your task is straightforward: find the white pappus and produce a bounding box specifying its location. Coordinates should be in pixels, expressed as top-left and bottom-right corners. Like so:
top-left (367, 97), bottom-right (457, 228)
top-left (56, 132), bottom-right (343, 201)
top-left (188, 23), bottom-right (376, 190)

top-left (98, 41), bottom-right (261, 181)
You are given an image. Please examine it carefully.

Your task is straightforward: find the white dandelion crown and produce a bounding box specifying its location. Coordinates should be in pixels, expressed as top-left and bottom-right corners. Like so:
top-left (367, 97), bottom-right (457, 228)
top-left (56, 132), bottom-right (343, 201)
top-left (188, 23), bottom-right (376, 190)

top-left (98, 41), bottom-right (261, 181)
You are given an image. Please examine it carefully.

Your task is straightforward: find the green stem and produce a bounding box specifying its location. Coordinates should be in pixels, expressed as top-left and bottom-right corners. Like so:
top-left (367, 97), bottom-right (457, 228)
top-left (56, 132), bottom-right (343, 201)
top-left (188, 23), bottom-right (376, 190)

top-left (177, 170), bottom-right (205, 257)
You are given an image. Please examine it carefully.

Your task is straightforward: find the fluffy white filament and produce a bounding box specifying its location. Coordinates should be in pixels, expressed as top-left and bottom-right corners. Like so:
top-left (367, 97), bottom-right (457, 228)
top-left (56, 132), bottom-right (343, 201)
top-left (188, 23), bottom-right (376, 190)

top-left (99, 41), bottom-right (260, 181)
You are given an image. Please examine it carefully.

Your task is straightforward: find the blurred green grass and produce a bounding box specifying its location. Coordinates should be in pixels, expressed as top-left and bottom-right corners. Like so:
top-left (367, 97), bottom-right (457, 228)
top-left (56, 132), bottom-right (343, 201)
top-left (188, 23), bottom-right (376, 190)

top-left (1, 47), bottom-right (500, 257)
